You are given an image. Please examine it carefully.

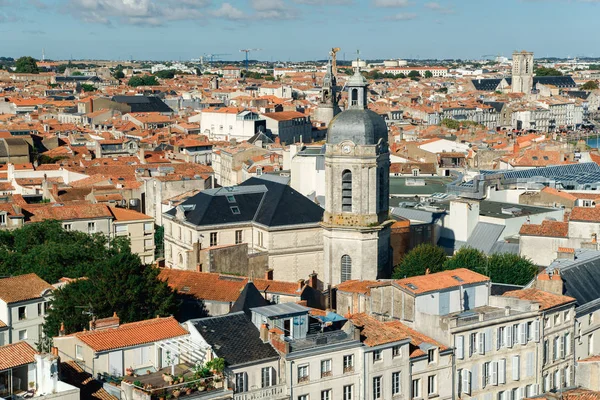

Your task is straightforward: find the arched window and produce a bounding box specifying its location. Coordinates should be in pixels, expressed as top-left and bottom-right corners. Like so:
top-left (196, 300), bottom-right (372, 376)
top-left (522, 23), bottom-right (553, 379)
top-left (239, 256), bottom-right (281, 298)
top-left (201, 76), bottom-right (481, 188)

top-left (341, 255), bottom-right (352, 283)
top-left (378, 167), bottom-right (385, 211)
top-left (342, 170), bottom-right (352, 212)
top-left (351, 89), bottom-right (358, 106)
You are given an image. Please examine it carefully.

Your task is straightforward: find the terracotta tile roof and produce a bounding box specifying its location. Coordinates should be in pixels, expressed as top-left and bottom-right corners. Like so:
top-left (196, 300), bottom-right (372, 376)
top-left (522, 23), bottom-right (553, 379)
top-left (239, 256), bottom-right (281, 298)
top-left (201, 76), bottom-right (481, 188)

top-left (335, 280), bottom-right (388, 295)
top-left (0, 341), bottom-right (37, 370)
top-left (570, 206), bottom-right (600, 222)
top-left (60, 361), bottom-right (118, 400)
top-left (262, 111), bottom-right (307, 121)
top-left (24, 203), bottom-right (113, 222)
top-left (158, 270), bottom-right (303, 302)
top-left (0, 273), bottom-right (53, 304)
top-left (541, 186), bottom-right (577, 201)
top-left (349, 313), bottom-right (412, 347)
top-left (395, 268), bottom-right (489, 295)
top-left (108, 206), bottom-right (152, 222)
top-left (503, 288), bottom-right (575, 311)
top-left (557, 247), bottom-right (574, 253)
top-left (385, 320), bottom-right (448, 357)
top-left (68, 317), bottom-right (187, 352)
top-left (519, 220), bottom-right (569, 237)
top-left (526, 388), bottom-right (600, 400)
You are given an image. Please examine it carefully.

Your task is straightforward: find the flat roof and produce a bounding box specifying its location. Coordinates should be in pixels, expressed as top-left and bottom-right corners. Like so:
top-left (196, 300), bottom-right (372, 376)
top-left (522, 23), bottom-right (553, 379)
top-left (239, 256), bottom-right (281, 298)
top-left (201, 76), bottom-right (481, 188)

top-left (251, 303), bottom-right (309, 318)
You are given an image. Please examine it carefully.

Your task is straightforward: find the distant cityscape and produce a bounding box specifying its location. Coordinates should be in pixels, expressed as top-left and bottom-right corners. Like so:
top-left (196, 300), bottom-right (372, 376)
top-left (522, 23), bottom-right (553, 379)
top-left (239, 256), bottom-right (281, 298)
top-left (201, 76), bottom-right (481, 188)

top-left (1, 46), bottom-right (600, 400)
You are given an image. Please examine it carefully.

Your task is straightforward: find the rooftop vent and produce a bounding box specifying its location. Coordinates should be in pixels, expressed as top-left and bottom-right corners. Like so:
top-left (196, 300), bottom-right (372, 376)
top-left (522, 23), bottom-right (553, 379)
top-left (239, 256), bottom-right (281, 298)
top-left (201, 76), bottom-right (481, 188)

top-left (407, 283), bottom-right (418, 290)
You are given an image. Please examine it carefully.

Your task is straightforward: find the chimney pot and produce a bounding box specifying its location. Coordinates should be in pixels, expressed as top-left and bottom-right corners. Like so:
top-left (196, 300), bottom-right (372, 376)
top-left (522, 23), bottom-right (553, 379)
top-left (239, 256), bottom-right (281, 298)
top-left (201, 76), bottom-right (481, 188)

top-left (297, 279), bottom-right (305, 290)
top-left (260, 324), bottom-right (269, 343)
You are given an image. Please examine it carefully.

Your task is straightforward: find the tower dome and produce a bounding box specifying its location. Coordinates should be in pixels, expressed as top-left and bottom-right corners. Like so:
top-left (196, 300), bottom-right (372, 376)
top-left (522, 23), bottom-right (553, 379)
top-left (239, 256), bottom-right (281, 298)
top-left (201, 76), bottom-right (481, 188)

top-left (326, 63), bottom-right (388, 145)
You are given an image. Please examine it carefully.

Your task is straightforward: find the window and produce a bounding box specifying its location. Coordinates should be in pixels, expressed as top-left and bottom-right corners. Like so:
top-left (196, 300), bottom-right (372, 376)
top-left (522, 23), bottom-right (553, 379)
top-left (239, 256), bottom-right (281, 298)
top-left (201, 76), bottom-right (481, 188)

top-left (554, 313), bottom-right (560, 326)
top-left (258, 231), bottom-right (264, 247)
top-left (590, 313), bottom-right (594, 325)
top-left (210, 232), bottom-right (217, 247)
top-left (393, 345), bottom-right (401, 358)
top-left (234, 372), bottom-right (247, 393)
top-left (235, 230), bottom-right (243, 244)
top-left (63, 223), bottom-right (72, 231)
top-left (373, 376), bottom-right (382, 399)
top-left (588, 333), bottom-right (594, 355)
top-left (321, 359), bottom-right (332, 377)
top-left (565, 333), bottom-right (571, 356)
top-left (18, 329), bottom-right (27, 340)
top-left (564, 310), bottom-right (570, 322)
top-left (0, 213), bottom-right (5, 225)
top-left (230, 206), bottom-right (240, 215)
top-left (343, 355), bottom-right (354, 372)
top-left (341, 170), bottom-right (352, 212)
top-left (144, 222), bottom-right (153, 232)
top-left (341, 255), bottom-right (352, 283)
top-left (428, 375), bottom-right (437, 396)
top-left (343, 385), bottom-right (353, 400)
top-left (321, 390), bottom-right (331, 400)
top-left (256, 167), bottom-right (262, 176)
top-left (298, 365), bottom-right (309, 383)
top-left (373, 350), bottom-right (382, 362)
top-left (392, 371), bottom-right (401, 395)
top-left (261, 367), bottom-right (274, 387)
top-left (18, 306), bottom-right (26, 321)
top-left (378, 168), bottom-right (385, 210)
top-left (37, 303), bottom-right (43, 316)
top-left (75, 345), bottom-right (83, 360)
top-left (543, 340), bottom-right (549, 365)
top-left (428, 348), bottom-right (436, 363)
top-left (226, 195), bottom-right (236, 203)
top-left (115, 225), bottom-right (128, 234)
top-left (412, 378), bottom-right (421, 399)
top-left (298, 396), bottom-right (308, 400)
top-left (144, 238), bottom-right (153, 249)
top-left (469, 332), bottom-right (477, 356)
top-left (351, 89), bottom-right (358, 106)
top-left (87, 222), bottom-right (96, 233)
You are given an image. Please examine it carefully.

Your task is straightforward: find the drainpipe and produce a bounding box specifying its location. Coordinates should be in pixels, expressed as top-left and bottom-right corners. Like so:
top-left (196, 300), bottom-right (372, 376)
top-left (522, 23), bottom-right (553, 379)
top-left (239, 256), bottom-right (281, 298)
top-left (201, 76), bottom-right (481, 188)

top-left (289, 360), bottom-right (294, 400)
top-left (363, 350), bottom-right (368, 400)
top-left (451, 351), bottom-right (456, 400)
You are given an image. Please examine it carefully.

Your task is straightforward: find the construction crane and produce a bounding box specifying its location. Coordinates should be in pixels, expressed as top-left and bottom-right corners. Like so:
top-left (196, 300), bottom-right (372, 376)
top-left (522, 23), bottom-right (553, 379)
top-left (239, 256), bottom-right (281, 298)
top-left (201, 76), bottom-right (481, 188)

top-left (240, 48), bottom-right (262, 79)
top-left (204, 53), bottom-right (231, 64)
top-left (329, 47), bottom-right (341, 76)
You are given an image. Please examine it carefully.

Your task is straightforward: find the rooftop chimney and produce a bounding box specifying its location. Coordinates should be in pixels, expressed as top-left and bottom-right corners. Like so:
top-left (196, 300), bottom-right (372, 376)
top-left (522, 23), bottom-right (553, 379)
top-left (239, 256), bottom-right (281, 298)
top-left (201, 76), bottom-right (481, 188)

top-left (59, 322), bottom-right (65, 337)
top-left (260, 324), bottom-right (269, 343)
top-left (297, 279), bottom-right (305, 291)
top-left (556, 247), bottom-right (575, 261)
top-left (91, 312), bottom-right (120, 331)
top-left (308, 272), bottom-right (318, 289)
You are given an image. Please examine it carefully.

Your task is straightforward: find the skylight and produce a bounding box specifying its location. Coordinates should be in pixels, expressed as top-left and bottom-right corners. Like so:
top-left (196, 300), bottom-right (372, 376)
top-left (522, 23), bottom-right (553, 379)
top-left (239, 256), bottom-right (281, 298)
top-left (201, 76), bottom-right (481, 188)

top-left (231, 206), bottom-right (240, 215)
top-left (407, 283), bottom-right (418, 290)
top-left (452, 275), bottom-right (464, 282)
top-left (226, 195), bottom-right (236, 203)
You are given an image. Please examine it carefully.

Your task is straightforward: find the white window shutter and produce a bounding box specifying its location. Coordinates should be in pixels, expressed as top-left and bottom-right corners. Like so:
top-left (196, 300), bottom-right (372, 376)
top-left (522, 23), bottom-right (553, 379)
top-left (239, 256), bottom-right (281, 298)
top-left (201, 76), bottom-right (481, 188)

top-left (507, 326), bottom-right (513, 348)
top-left (534, 320), bottom-right (540, 342)
top-left (518, 387), bottom-right (524, 400)
top-left (526, 352), bottom-right (534, 377)
top-left (560, 336), bottom-right (565, 359)
top-left (471, 365), bottom-right (479, 391)
top-left (479, 332), bottom-right (486, 355)
top-left (520, 323), bottom-right (527, 345)
top-left (498, 359), bottom-right (506, 384)
top-left (466, 370), bottom-right (472, 395)
top-left (491, 361), bottom-right (498, 385)
top-left (533, 384), bottom-right (539, 396)
top-left (486, 328), bottom-right (492, 352)
top-left (456, 335), bottom-right (464, 359)
top-left (512, 355), bottom-right (520, 381)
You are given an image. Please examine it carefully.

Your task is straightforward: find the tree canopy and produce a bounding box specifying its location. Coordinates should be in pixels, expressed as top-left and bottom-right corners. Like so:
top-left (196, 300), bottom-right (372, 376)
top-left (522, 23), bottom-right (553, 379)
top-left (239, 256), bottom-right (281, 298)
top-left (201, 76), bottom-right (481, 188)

top-left (153, 69), bottom-right (176, 79)
top-left (581, 80), bottom-right (599, 91)
top-left (392, 243), bottom-right (447, 279)
top-left (128, 75), bottom-right (159, 87)
top-left (408, 70), bottom-right (421, 78)
top-left (80, 83), bottom-right (96, 92)
top-left (392, 245), bottom-right (538, 285)
top-left (15, 56), bottom-right (39, 74)
top-left (424, 70), bottom-right (434, 78)
top-left (0, 220), bottom-right (179, 338)
top-left (535, 67), bottom-right (563, 76)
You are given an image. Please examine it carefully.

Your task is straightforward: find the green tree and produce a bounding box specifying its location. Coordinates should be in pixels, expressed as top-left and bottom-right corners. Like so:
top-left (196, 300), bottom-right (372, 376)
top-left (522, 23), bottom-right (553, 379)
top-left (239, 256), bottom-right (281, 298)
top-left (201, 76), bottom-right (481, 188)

top-left (424, 70), bottom-right (433, 79)
top-left (581, 80), bottom-right (599, 91)
top-left (443, 247), bottom-right (487, 271)
top-left (43, 248), bottom-right (178, 337)
top-left (113, 69), bottom-right (125, 79)
top-left (128, 75), bottom-right (159, 87)
top-left (440, 118), bottom-right (461, 130)
top-left (15, 56), bottom-right (40, 74)
top-left (486, 253), bottom-right (538, 286)
top-left (535, 67), bottom-right (563, 76)
top-left (154, 225), bottom-right (164, 259)
top-left (71, 71), bottom-right (83, 76)
top-left (408, 70), bottom-right (421, 78)
top-left (392, 244), bottom-right (447, 279)
top-left (153, 69), bottom-right (176, 79)
top-left (80, 83), bottom-right (96, 92)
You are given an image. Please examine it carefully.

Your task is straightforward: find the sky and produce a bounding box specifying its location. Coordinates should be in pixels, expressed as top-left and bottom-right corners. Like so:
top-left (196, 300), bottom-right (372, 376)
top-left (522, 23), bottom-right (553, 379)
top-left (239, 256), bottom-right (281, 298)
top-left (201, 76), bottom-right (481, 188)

top-left (0, 0), bottom-right (599, 62)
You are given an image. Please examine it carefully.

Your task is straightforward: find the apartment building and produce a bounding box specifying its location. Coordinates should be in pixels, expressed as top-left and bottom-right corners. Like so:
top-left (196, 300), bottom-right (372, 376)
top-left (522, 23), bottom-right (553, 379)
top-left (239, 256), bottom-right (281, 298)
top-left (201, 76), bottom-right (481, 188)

top-left (0, 274), bottom-right (54, 347)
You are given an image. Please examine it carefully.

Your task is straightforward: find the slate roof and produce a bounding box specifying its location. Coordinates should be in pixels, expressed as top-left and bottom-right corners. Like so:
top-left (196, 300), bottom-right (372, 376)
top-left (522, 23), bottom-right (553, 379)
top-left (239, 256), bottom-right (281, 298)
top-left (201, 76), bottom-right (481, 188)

top-left (230, 282), bottom-right (270, 315)
top-left (191, 312), bottom-right (279, 366)
top-left (465, 222), bottom-right (505, 254)
top-left (471, 76), bottom-right (576, 91)
top-left (164, 177), bottom-right (323, 227)
top-left (111, 96), bottom-right (173, 113)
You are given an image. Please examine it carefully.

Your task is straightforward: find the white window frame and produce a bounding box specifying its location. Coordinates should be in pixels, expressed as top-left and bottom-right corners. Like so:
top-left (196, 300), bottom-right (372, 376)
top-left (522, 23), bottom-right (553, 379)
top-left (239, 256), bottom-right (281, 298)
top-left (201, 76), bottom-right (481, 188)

top-left (392, 371), bottom-right (401, 395)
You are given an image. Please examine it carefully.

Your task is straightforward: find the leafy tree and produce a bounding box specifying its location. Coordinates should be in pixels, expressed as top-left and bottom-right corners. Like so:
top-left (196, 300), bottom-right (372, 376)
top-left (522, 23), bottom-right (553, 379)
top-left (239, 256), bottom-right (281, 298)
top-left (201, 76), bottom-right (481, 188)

top-left (486, 253), bottom-right (538, 286)
top-left (440, 118), bottom-right (460, 130)
top-left (535, 67), bottom-right (562, 76)
top-left (15, 56), bottom-right (39, 74)
top-left (80, 83), bottom-right (96, 92)
top-left (408, 70), bottom-right (421, 78)
top-left (443, 247), bottom-right (487, 271)
top-left (43, 248), bottom-right (178, 337)
top-left (71, 71), bottom-right (83, 76)
top-left (392, 243), bottom-right (447, 279)
top-left (113, 69), bottom-right (125, 79)
top-left (581, 80), bottom-right (599, 91)
top-left (424, 70), bottom-right (433, 79)
top-left (128, 75), bottom-right (159, 87)
top-left (153, 69), bottom-right (176, 79)
top-left (154, 225), bottom-right (164, 259)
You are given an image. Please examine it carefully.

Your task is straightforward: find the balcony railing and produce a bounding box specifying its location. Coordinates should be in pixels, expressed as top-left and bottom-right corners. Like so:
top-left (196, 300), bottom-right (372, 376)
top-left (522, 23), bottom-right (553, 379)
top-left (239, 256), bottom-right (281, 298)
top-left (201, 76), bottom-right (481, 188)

top-left (233, 384), bottom-right (287, 400)
top-left (288, 330), bottom-right (352, 352)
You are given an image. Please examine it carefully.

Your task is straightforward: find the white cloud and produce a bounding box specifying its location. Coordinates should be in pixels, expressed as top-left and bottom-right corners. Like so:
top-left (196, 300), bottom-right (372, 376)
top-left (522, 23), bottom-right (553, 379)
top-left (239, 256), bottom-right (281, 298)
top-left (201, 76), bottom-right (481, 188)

top-left (373, 0), bottom-right (411, 7)
top-left (424, 2), bottom-right (454, 14)
top-left (385, 11), bottom-right (417, 20)
top-left (292, 0), bottom-right (351, 4)
top-left (211, 2), bottom-right (246, 20)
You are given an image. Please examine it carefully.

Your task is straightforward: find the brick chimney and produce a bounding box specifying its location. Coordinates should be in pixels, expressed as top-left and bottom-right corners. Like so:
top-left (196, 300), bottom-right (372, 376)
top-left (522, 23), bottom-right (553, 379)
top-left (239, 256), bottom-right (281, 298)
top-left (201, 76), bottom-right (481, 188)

top-left (259, 324), bottom-right (269, 343)
top-left (91, 312), bottom-right (120, 331)
top-left (264, 269), bottom-right (273, 281)
top-left (556, 247), bottom-right (575, 261)
top-left (51, 183), bottom-right (59, 200)
top-left (297, 279), bottom-right (305, 291)
top-left (59, 322), bottom-right (65, 337)
top-left (533, 269), bottom-right (563, 296)
top-left (308, 272), bottom-right (317, 289)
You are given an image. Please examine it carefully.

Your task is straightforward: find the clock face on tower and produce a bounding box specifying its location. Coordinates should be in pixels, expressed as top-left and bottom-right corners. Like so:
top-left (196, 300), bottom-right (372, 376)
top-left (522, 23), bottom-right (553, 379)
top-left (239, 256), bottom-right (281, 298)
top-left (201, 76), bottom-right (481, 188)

top-left (342, 145), bottom-right (351, 154)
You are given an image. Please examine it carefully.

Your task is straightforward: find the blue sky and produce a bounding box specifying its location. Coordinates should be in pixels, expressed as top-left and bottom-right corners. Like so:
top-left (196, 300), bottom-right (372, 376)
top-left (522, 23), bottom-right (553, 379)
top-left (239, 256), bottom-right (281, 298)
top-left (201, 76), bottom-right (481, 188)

top-left (0, 0), bottom-right (598, 62)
